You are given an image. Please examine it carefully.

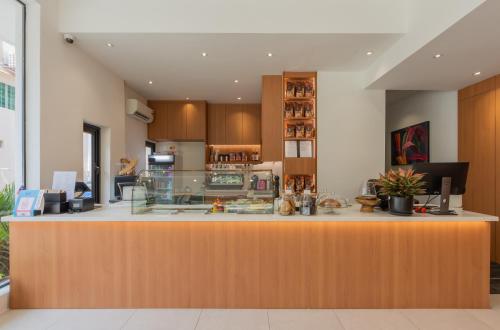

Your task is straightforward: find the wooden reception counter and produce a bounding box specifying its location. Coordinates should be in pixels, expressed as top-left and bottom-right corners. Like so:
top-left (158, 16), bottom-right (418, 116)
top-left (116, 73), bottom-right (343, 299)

top-left (4, 206), bottom-right (497, 309)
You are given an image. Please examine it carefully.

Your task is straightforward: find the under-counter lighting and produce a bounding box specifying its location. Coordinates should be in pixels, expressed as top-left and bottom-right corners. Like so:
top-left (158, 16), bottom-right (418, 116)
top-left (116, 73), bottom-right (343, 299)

top-left (433, 53), bottom-right (442, 59)
top-left (474, 71), bottom-right (481, 76)
top-left (201, 52), bottom-right (208, 57)
top-left (366, 51), bottom-right (373, 56)
top-left (106, 42), bottom-right (114, 48)
top-left (267, 53), bottom-right (273, 57)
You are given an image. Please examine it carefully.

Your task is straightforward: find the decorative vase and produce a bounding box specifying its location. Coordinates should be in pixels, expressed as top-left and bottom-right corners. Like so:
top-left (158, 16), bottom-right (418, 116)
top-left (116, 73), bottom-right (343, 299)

top-left (389, 196), bottom-right (414, 215)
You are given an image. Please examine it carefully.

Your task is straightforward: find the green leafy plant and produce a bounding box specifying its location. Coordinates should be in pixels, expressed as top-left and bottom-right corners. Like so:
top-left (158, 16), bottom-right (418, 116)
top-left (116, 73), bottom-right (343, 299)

top-left (0, 183), bottom-right (15, 278)
top-left (378, 168), bottom-right (426, 197)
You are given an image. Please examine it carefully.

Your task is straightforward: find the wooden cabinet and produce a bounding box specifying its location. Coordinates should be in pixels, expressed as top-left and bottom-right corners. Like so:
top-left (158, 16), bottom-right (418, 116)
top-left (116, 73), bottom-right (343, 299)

top-left (166, 102), bottom-right (187, 141)
top-left (225, 105), bottom-right (244, 144)
top-left (207, 104), bottom-right (227, 145)
top-left (242, 104), bottom-right (261, 144)
top-left (458, 75), bottom-right (499, 261)
top-left (261, 75), bottom-right (282, 161)
top-left (186, 102), bottom-right (207, 140)
top-left (148, 101), bottom-right (206, 141)
top-left (147, 101), bottom-right (168, 141)
top-left (207, 104), bottom-right (261, 145)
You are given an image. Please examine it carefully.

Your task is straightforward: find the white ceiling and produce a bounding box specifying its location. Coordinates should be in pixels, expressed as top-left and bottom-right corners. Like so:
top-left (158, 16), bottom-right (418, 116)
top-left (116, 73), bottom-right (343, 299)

top-left (76, 33), bottom-right (402, 103)
top-left (368, 0), bottom-right (500, 90)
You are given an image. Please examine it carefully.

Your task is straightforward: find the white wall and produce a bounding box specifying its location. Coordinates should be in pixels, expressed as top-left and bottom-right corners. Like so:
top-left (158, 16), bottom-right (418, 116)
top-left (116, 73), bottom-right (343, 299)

top-left (38, 0), bottom-right (126, 203)
top-left (124, 84), bottom-right (148, 172)
top-left (385, 91), bottom-right (457, 169)
top-left (317, 72), bottom-right (386, 200)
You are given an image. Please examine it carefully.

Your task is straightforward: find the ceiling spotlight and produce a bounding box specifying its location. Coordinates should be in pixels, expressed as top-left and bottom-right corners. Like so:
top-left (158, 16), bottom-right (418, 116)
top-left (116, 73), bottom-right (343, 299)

top-left (106, 42), bottom-right (114, 48)
top-left (237, 97), bottom-right (242, 100)
top-left (201, 52), bottom-right (207, 57)
top-left (234, 79), bottom-right (239, 83)
top-left (474, 71), bottom-right (481, 76)
top-left (267, 53), bottom-right (273, 57)
top-left (433, 53), bottom-right (442, 59)
top-left (148, 80), bottom-right (153, 85)
top-left (366, 51), bottom-right (373, 56)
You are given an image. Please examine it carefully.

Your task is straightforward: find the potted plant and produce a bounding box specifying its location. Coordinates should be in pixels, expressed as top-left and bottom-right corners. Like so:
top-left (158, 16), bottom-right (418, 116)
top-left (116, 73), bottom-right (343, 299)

top-left (378, 168), bottom-right (426, 215)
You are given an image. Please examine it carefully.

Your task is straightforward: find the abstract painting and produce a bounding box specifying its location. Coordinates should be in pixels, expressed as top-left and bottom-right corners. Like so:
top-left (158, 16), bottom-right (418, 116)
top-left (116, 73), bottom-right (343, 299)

top-left (391, 121), bottom-right (429, 165)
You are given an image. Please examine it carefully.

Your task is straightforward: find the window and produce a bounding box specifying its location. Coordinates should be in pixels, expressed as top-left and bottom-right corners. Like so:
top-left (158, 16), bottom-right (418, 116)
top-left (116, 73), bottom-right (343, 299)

top-left (0, 0), bottom-right (26, 283)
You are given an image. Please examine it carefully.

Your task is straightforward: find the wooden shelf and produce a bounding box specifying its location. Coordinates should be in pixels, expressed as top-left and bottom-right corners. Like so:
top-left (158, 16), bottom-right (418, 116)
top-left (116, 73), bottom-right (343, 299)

top-left (284, 97), bottom-right (315, 101)
top-left (206, 161), bottom-right (263, 165)
top-left (282, 72), bottom-right (317, 192)
top-left (284, 137), bottom-right (315, 141)
top-left (284, 117), bottom-right (315, 121)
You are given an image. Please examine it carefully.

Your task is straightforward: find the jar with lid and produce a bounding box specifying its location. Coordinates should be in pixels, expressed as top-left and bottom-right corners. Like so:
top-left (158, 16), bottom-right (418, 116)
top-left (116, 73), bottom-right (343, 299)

top-left (279, 190), bottom-right (295, 216)
top-left (300, 190), bottom-right (314, 216)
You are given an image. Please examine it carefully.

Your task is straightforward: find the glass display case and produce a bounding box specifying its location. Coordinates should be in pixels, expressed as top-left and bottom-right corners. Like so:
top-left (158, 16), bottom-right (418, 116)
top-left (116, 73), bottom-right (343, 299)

top-left (131, 169), bottom-right (275, 214)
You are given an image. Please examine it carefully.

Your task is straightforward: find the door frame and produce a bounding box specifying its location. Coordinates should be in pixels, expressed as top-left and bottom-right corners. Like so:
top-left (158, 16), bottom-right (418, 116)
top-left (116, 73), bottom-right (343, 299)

top-left (83, 123), bottom-right (101, 203)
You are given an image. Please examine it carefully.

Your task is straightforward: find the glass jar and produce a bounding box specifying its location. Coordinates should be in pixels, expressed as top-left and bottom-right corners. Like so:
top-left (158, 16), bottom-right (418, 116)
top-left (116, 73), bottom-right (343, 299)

top-left (279, 191), bottom-right (296, 216)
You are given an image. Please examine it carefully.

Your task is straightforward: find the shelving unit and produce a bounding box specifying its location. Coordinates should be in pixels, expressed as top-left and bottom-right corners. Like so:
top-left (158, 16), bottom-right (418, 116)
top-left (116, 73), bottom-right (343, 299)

top-left (282, 72), bottom-right (317, 193)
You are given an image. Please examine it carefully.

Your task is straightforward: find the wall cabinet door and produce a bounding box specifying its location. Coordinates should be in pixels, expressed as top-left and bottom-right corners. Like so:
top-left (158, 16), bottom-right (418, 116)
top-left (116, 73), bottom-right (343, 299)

top-left (186, 101), bottom-right (207, 141)
top-left (208, 104), bottom-right (227, 144)
top-left (147, 101), bottom-right (168, 141)
top-left (166, 102), bottom-right (187, 140)
top-left (261, 75), bottom-right (282, 160)
top-left (225, 105), bottom-right (243, 145)
top-left (242, 104), bottom-right (261, 144)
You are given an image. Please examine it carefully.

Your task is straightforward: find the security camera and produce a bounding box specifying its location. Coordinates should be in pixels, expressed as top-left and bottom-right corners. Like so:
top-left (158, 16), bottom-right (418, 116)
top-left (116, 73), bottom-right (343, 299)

top-left (63, 33), bottom-right (75, 44)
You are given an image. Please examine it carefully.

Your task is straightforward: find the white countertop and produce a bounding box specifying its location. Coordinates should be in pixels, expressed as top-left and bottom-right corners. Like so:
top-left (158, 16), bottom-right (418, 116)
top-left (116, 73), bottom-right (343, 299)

top-left (2, 203), bottom-right (498, 222)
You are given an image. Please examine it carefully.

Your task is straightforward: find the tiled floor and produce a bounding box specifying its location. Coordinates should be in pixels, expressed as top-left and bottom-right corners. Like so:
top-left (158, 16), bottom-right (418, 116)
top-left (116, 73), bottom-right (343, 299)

top-left (1, 296), bottom-right (500, 330)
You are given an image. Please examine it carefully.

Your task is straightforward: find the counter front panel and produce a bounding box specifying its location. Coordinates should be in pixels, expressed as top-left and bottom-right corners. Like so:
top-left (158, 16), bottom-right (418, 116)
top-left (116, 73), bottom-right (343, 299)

top-left (9, 219), bottom-right (490, 309)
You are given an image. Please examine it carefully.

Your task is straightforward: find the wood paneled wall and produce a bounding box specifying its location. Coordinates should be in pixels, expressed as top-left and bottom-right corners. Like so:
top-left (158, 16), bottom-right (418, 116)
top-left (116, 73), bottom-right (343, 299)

top-left (458, 75), bottom-right (500, 260)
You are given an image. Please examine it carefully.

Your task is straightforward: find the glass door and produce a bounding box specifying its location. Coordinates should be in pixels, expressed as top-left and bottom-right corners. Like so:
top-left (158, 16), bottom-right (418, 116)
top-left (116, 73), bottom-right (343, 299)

top-left (83, 123), bottom-right (100, 203)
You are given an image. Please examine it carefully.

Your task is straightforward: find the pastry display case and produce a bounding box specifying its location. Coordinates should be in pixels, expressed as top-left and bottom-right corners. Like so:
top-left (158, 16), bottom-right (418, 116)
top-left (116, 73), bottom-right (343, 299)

top-left (131, 169), bottom-right (275, 214)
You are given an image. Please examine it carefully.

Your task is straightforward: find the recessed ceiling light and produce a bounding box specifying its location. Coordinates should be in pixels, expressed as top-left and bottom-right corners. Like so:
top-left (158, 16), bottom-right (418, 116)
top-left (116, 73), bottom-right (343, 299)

top-left (148, 80), bottom-right (153, 85)
top-left (185, 97), bottom-right (190, 100)
top-left (234, 79), bottom-right (239, 83)
top-left (106, 42), bottom-right (114, 48)
top-left (474, 71), bottom-right (481, 76)
top-left (267, 53), bottom-right (273, 57)
top-left (366, 51), bottom-right (373, 56)
top-left (433, 53), bottom-right (442, 59)
top-left (237, 97), bottom-right (242, 100)
top-left (201, 52), bottom-right (207, 57)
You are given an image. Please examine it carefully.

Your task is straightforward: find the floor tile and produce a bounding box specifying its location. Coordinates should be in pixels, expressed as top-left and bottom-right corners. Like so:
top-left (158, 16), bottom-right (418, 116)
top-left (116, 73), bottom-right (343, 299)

top-left (0, 309), bottom-right (64, 330)
top-left (335, 309), bottom-right (417, 330)
top-left (268, 309), bottom-right (343, 330)
top-left (402, 309), bottom-right (492, 330)
top-left (47, 309), bottom-right (134, 330)
top-left (196, 309), bottom-right (269, 330)
top-left (467, 308), bottom-right (500, 330)
top-left (123, 309), bottom-right (200, 330)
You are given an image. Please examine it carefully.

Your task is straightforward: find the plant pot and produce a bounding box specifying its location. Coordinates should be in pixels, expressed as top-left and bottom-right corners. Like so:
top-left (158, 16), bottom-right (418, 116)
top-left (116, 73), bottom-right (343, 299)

top-left (389, 196), bottom-right (414, 215)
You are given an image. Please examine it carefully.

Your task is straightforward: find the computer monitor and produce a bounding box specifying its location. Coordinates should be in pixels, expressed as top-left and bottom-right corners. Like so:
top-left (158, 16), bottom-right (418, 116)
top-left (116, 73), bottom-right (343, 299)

top-left (412, 162), bottom-right (469, 215)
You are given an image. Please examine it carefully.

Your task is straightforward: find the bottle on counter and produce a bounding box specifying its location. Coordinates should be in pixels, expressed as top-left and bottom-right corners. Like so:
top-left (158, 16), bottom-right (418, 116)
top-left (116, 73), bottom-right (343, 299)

top-left (273, 175), bottom-right (280, 198)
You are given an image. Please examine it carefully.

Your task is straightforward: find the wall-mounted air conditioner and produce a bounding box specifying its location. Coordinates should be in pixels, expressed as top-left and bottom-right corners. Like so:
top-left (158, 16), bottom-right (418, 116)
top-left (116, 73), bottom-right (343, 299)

top-left (126, 99), bottom-right (154, 123)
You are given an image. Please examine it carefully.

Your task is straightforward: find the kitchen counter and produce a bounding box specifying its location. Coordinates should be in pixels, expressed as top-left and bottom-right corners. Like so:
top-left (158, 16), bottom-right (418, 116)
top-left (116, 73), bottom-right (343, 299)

top-left (2, 203), bottom-right (497, 222)
top-left (7, 203), bottom-right (494, 310)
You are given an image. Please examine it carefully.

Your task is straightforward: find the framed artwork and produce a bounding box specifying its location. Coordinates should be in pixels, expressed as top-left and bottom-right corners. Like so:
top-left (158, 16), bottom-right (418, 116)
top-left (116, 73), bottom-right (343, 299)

top-left (391, 121), bottom-right (429, 165)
